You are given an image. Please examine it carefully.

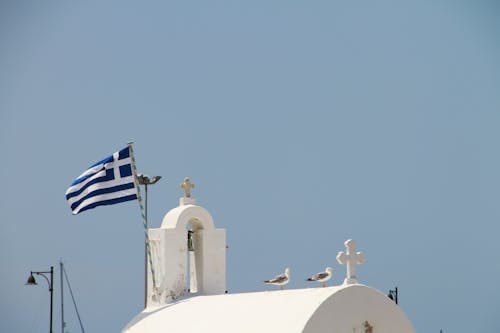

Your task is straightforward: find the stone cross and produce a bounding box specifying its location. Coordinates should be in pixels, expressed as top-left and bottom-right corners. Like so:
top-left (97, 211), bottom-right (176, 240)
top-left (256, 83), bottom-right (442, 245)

top-left (180, 177), bottom-right (195, 198)
top-left (336, 239), bottom-right (364, 284)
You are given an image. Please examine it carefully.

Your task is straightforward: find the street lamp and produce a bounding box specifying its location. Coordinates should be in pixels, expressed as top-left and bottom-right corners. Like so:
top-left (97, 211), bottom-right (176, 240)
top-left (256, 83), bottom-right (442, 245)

top-left (388, 286), bottom-right (399, 304)
top-left (26, 266), bottom-right (54, 333)
top-left (137, 173), bottom-right (162, 308)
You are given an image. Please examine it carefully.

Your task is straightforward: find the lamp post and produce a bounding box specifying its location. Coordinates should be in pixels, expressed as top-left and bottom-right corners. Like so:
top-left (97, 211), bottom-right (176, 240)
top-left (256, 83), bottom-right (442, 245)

top-left (137, 173), bottom-right (161, 308)
top-left (26, 266), bottom-right (54, 333)
top-left (388, 286), bottom-right (399, 304)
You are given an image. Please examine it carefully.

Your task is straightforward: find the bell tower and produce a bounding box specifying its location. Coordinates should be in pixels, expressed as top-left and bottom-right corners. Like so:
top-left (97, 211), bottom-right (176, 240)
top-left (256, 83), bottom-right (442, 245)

top-left (146, 178), bottom-right (226, 307)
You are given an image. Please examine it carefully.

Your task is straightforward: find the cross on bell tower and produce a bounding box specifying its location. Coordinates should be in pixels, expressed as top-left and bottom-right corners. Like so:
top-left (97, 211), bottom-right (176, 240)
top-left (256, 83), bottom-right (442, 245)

top-left (336, 239), bottom-right (364, 285)
top-left (179, 177), bottom-right (196, 206)
top-left (180, 177), bottom-right (195, 198)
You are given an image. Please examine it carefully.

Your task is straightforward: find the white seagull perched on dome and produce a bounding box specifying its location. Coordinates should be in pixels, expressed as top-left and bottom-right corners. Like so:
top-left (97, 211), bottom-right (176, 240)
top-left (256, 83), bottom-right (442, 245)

top-left (263, 268), bottom-right (290, 290)
top-left (306, 267), bottom-right (334, 287)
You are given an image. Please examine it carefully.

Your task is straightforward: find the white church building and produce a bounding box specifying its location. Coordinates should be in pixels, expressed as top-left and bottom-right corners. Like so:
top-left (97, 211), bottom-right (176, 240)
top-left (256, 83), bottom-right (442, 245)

top-left (122, 179), bottom-right (416, 333)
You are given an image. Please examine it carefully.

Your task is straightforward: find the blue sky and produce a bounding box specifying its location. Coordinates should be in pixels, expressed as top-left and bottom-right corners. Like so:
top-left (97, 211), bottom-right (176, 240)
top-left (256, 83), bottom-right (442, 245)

top-left (1, 0), bottom-right (499, 332)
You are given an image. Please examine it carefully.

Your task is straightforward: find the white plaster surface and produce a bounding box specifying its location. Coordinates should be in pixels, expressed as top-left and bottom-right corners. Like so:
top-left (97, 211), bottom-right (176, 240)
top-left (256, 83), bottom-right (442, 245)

top-left (134, 198), bottom-right (415, 333)
top-left (146, 201), bottom-right (226, 307)
top-left (122, 284), bottom-right (416, 333)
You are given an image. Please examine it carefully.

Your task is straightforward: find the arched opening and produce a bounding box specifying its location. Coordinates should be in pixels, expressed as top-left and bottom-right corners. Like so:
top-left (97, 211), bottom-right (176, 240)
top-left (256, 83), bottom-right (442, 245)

top-left (186, 218), bottom-right (204, 294)
top-left (156, 204), bottom-right (225, 303)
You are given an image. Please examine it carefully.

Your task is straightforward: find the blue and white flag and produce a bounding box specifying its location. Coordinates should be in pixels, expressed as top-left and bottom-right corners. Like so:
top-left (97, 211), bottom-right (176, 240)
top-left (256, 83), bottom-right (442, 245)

top-left (65, 147), bottom-right (137, 214)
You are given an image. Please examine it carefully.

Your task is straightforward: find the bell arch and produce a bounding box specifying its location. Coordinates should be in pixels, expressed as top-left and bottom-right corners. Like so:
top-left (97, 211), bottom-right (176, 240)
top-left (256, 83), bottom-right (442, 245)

top-left (161, 204), bottom-right (215, 231)
top-left (148, 202), bottom-right (226, 307)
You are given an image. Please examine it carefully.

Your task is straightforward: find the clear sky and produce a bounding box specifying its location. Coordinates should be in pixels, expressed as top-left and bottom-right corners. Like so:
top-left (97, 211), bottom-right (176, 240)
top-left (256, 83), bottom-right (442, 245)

top-left (1, 0), bottom-right (499, 332)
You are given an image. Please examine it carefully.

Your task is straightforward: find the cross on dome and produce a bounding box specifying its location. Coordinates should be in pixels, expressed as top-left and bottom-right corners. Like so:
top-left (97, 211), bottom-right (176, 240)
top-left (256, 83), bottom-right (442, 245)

top-left (336, 239), bottom-right (364, 285)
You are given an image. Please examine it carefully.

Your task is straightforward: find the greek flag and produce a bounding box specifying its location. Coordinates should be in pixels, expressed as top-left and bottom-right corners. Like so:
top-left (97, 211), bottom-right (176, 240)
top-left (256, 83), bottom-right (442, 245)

top-left (65, 147), bottom-right (137, 214)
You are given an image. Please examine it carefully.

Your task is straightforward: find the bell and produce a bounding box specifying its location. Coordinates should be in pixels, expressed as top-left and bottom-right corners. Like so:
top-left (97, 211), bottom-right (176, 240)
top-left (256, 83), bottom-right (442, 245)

top-left (187, 231), bottom-right (194, 252)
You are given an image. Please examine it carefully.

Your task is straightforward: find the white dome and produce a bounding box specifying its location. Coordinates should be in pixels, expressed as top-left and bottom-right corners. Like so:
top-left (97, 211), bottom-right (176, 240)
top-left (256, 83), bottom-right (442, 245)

top-left (122, 284), bottom-right (415, 333)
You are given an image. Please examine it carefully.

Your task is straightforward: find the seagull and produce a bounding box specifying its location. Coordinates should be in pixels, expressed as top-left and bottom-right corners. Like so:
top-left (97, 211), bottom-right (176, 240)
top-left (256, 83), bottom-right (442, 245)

top-left (306, 267), bottom-right (334, 287)
top-left (264, 268), bottom-right (290, 290)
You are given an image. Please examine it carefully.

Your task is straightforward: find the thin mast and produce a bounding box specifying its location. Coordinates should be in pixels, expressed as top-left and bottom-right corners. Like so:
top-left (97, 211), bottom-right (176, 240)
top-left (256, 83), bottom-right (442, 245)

top-left (60, 260), bottom-right (65, 333)
top-left (62, 265), bottom-right (85, 333)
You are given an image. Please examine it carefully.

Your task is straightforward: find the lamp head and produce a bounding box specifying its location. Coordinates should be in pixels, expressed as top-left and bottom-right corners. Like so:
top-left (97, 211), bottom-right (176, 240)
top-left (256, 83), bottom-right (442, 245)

top-left (137, 174), bottom-right (149, 184)
top-left (25, 273), bottom-right (37, 286)
top-left (151, 175), bottom-right (162, 184)
top-left (137, 174), bottom-right (161, 185)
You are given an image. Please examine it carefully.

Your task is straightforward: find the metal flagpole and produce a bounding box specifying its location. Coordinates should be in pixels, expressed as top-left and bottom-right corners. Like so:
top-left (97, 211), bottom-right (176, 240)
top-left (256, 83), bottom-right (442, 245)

top-left (144, 183), bottom-right (148, 308)
top-left (128, 143), bottom-right (158, 306)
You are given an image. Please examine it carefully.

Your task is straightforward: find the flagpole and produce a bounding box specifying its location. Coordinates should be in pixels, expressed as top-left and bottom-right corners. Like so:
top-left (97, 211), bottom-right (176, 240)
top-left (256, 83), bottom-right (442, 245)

top-left (144, 184), bottom-right (148, 308)
top-left (128, 142), bottom-right (157, 307)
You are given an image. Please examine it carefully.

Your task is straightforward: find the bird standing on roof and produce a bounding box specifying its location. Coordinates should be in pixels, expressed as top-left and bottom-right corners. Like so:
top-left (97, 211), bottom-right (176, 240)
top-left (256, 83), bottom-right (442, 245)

top-left (306, 267), bottom-right (334, 287)
top-left (264, 268), bottom-right (290, 290)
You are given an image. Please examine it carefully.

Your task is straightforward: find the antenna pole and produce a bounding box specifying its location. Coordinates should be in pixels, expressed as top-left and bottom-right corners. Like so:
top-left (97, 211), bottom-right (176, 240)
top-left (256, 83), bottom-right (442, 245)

top-left (60, 260), bottom-right (65, 333)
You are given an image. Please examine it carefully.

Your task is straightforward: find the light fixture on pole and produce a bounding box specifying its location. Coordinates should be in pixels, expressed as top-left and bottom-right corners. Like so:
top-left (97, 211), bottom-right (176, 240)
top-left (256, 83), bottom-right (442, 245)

top-left (137, 173), bottom-right (162, 308)
top-left (388, 286), bottom-right (399, 304)
top-left (26, 266), bottom-right (54, 333)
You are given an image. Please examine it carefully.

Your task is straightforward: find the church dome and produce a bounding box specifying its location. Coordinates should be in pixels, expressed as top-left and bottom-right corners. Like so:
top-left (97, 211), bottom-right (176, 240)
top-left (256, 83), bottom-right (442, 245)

top-left (123, 284), bottom-right (415, 333)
